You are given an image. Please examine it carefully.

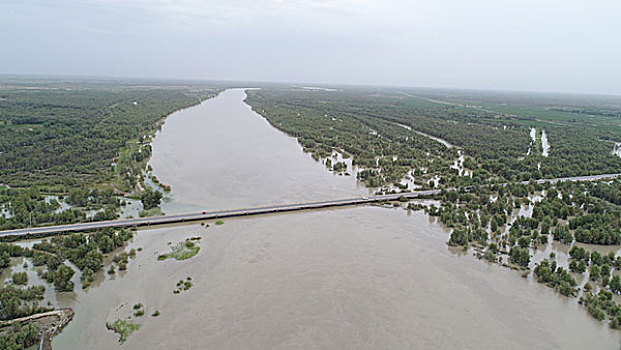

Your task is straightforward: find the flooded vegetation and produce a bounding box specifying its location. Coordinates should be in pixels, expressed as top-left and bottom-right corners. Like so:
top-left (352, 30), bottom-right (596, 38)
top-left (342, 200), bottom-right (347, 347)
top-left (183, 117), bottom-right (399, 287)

top-left (436, 179), bottom-right (621, 326)
top-left (614, 142), bottom-right (621, 158)
top-left (247, 88), bottom-right (621, 187)
top-left (106, 318), bottom-right (140, 344)
top-left (530, 127), bottom-right (551, 157)
top-left (173, 277), bottom-right (193, 294)
top-left (157, 238), bottom-right (200, 261)
top-left (541, 129), bottom-right (550, 156)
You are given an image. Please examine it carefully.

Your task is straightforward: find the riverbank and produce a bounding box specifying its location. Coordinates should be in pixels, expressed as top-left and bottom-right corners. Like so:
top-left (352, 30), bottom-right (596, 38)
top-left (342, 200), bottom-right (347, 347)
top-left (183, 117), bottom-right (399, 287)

top-left (0, 308), bottom-right (74, 350)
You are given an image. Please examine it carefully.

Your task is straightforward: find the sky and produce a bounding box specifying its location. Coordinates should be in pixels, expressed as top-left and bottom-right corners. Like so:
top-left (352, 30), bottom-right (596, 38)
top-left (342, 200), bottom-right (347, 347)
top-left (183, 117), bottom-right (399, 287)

top-left (1, 0), bottom-right (620, 94)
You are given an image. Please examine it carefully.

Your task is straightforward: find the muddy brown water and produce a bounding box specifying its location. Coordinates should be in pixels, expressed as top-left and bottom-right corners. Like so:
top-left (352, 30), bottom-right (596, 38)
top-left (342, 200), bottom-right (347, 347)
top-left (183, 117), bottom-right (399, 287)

top-left (52, 89), bottom-right (620, 349)
top-left (148, 88), bottom-right (370, 213)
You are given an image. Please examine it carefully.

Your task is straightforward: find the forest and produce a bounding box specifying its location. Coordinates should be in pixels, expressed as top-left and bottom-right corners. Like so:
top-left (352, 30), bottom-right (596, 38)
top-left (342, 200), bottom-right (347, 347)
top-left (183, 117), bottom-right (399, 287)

top-left (0, 80), bottom-right (219, 187)
top-left (0, 79), bottom-right (221, 230)
top-left (246, 88), bottom-right (621, 184)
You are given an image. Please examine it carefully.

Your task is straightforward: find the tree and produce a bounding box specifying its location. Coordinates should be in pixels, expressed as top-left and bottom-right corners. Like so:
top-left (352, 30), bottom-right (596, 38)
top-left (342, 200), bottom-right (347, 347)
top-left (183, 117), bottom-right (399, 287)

top-left (67, 188), bottom-right (89, 207)
top-left (0, 252), bottom-right (10, 268)
top-left (0, 322), bottom-right (39, 349)
top-left (610, 275), bottom-right (621, 294)
top-left (510, 246), bottom-right (530, 267)
top-left (97, 235), bottom-right (115, 253)
top-left (46, 255), bottom-right (63, 271)
top-left (534, 261), bottom-right (553, 283)
top-left (50, 265), bottom-right (75, 292)
top-left (553, 226), bottom-right (573, 244)
top-left (590, 265), bottom-right (601, 281)
top-left (448, 228), bottom-right (469, 246)
top-left (518, 236), bottom-right (530, 248)
top-left (80, 250), bottom-right (103, 272)
top-left (569, 246), bottom-right (588, 261)
top-left (140, 189), bottom-right (162, 210)
top-left (11, 272), bottom-right (28, 285)
top-left (601, 264), bottom-right (611, 279)
top-left (81, 268), bottom-right (94, 288)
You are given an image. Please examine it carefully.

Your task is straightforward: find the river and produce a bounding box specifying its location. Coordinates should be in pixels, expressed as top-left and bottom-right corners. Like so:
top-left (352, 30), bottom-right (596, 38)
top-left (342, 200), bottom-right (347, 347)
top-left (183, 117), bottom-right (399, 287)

top-left (541, 129), bottom-right (550, 157)
top-left (149, 88), bottom-right (369, 213)
top-left (53, 89), bottom-right (621, 349)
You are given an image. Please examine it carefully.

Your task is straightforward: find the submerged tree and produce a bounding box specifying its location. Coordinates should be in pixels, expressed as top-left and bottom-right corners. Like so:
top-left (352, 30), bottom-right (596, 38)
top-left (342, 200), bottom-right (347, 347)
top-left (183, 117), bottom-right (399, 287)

top-left (140, 189), bottom-right (162, 210)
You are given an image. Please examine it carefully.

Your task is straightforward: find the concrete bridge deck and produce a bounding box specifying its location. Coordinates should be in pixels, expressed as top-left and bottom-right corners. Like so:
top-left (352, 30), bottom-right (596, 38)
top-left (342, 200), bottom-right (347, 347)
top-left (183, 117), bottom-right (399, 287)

top-left (0, 190), bottom-right (440, 239)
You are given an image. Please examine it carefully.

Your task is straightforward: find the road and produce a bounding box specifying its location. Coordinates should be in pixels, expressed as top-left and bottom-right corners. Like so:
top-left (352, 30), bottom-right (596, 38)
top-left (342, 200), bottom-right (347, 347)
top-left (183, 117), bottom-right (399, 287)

top-left (0, 173), bottom-right (618, 239)
top-left (523, 173), bottom-right (620, 184)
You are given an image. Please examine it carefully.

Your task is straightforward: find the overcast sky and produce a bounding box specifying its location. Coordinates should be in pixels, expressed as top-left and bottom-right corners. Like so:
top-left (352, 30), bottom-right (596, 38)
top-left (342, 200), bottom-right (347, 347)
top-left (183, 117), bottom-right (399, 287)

top-left (1, 0), bottom-right (620, 94)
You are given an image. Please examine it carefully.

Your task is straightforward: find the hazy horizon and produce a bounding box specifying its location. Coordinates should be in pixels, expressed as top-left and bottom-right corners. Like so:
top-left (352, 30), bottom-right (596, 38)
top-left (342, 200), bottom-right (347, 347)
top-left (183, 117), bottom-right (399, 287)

top-left (2, 0), bottom-right (620, 95)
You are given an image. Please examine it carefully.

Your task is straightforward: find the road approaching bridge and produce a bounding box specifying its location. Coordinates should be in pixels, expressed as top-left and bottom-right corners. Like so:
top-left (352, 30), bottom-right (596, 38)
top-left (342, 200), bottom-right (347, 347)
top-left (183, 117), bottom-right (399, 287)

top-left (0, 190), bottom-right (441, 239)
top-left (522, 173), bottom-right (620, 185)
top-left (1, 173), bottom-right (618, 240)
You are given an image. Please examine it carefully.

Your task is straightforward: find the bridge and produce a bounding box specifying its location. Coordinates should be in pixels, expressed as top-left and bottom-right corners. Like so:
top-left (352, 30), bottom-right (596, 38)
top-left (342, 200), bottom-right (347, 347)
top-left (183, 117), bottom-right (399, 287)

top-left (0, 190), bottom-right (440, 239)
top-left (0, 173), bottom-right (618, 240)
